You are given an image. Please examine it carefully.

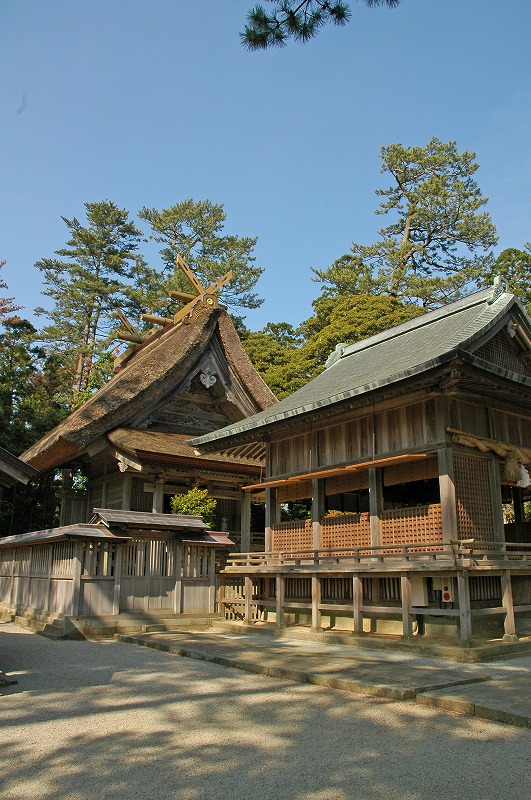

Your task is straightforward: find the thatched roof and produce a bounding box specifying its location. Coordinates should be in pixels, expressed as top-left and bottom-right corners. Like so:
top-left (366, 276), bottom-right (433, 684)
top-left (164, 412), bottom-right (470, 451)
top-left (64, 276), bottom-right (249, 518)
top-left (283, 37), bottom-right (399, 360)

top-left (22, 308), bottom-right (276, 472)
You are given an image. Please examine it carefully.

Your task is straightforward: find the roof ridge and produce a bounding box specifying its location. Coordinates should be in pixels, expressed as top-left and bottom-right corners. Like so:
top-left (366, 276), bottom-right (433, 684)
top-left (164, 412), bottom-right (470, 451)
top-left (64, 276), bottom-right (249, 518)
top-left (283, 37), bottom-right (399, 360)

top-left (336, 286), bottom-right (494, 364)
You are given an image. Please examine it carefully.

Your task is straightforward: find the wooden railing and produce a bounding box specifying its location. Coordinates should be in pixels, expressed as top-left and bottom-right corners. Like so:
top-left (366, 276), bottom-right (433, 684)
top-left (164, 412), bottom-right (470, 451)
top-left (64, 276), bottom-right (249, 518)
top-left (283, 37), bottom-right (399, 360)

top-left (224, 541), bottom-right (531, 570)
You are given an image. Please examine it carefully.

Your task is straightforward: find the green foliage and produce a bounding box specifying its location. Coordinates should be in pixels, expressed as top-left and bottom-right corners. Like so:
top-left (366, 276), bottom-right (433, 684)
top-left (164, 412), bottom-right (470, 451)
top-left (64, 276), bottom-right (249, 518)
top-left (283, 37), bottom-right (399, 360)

top-left (243, 294), bottom-right (420, 396)
top-left (241, 1), bottom-right (399, 50)
top-left (302, 293), bottom-right (422, 369)
top-left (0, 317), bottom-right (68, 535)
top-left (0, 260), bottom-right (22, 320)
top-left (314, 137), bottom-right (498, 308)
top-left (478, 247), bottom-right (531, 314)
top-left (35, 201), bottom-right (145, 398)
top-left (170, 487), bottom-right (217, 527)
top-left (138, 199), bottom-right (264, 315)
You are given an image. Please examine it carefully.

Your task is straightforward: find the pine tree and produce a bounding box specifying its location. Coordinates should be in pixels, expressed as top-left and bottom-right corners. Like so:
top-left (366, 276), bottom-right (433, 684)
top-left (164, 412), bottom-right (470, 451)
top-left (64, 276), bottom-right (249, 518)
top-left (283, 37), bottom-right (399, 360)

top-left (138, 199), bottom-right (264, 317)
top-left (241, 1), bottom-right (400, 49)
top-left (35, 201), bottom-right (145, 398)
top-left (314, 138), bottom-right (498, 308)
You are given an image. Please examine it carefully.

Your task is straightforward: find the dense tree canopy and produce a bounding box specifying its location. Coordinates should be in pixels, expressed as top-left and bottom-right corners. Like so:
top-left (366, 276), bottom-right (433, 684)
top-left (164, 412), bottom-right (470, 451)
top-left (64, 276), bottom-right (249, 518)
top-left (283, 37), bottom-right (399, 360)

top-left (479, 246), bottom-right (531, 314)
top-left (242, 1), bottom-right (400, 49)
top-left (314, 138), bottom-right (498, 308)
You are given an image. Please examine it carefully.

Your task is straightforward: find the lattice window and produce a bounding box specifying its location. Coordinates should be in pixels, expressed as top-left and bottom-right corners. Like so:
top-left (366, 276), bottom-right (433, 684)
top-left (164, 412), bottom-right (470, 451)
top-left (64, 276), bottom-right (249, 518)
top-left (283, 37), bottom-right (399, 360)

top-left (149, 540), bottom-right (176, 578)
top-left (182, 545), bottom-right (211, 579)
top-left (453, 454), bottom-right (496, 542)
top-left (131, 478), bottom-right (153, 512)
top-left (322, 513), bottom-right (371, 549)
top-left (322, 577), bottom-right (352, 601)
top-left (475, 330), bottom-right (531, 378)
top-left (381, 504), bottom-right (443, 546)
top-left (82, 542), bottom-right (116, 577)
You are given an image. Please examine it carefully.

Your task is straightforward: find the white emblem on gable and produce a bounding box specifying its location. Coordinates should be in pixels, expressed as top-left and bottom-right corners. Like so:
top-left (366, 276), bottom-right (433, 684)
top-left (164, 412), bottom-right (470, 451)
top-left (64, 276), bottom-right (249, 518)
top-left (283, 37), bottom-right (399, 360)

top-left (200, 368), bottom-right (217, 388)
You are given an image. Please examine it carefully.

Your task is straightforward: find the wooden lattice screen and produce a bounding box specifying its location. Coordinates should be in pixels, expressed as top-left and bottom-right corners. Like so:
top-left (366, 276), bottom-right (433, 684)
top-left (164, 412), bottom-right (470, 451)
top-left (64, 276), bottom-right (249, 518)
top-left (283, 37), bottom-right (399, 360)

top-left (322, 513), bottom-right (371, 548)
top-left (453, 454), bottom-right (496, 542)
top-left (272, 519), bottom-right (312, 551)
top-left (475, 330), bottom-right (531, 378)
top-left (381, 504), bottom-right (442, 547)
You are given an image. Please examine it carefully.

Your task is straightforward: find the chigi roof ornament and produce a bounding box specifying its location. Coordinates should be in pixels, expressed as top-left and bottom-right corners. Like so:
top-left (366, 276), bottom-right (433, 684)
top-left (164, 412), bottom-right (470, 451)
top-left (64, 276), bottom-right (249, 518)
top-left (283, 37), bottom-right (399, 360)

top-left (487, 275), bottom-right (509, 304)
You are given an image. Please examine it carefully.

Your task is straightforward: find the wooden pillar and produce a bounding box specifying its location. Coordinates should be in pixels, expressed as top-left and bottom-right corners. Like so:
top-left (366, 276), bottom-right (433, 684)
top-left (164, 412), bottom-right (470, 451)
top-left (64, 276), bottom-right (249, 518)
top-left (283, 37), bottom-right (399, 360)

top-left (121, 472), bottom-right (133, 511)
top-left (24, 547), bottom-right (33, 608)
top-left (45, 546), bottom-right (54, 613)
top-left (401, 574), bottom-right (413, 638)
top-left (311, 574), bottom-right (322, 632)
top-left (173, 541), bottom-right (183, 614)
top-left (512, 488), bottom-right (526, 543)
top-left (275, 573), bottom-right (285, 628)
top-left (501, 570), bottom-right (518, 640)
top-left (311, 478), bottom-right (325, 551)
top-left (352, 574), bottom-right (363, 635)
top-left (209, 549), bottom-right (217, 613)
top-left (71, 542), bottom-right (83, 617)
top-left (152, 478), bottom-right (164, 513)
top-left (369, 468), bottom-right (383, 548)
top-left (265, 487), bottom-right (278, 552)
top-left (244, 576), bottom-right (253, 624)
top-left (239, 492), bottom-right (251, 553)
top-left (112, 544), bottom-right (123, 615)
top-left (438, 447), bottom-right (458, 543)
top-left (456, 570), bottom-right (473, 643)
top-left (101, 478), bottom-right (108, 509)
top-left (488, 456), bottom-right (505, 542)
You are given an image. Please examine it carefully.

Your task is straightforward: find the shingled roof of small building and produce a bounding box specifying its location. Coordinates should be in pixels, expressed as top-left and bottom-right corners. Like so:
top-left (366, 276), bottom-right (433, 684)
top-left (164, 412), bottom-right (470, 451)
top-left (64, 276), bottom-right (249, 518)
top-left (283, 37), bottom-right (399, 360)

top-left (192, 281), bottom-right (531, 454)
top-left (21, 307), bottom-right (276, 472)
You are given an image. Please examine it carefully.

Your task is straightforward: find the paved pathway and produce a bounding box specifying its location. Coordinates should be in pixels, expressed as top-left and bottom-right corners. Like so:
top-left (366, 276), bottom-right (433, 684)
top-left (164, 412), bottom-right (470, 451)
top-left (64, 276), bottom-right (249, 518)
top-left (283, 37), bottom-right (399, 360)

top-left (116, 627), bottom-right (531, 728)
top-left (1, 621), bottom-right (530, 800)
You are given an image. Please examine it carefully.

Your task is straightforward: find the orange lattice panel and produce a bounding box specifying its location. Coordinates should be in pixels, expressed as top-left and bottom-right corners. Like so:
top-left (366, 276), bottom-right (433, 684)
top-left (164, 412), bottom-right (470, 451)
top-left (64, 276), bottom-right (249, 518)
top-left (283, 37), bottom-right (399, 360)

top-left (381, 504), bottom-right (443, 548)
top-left (322, 513), bottom-right (371, 549)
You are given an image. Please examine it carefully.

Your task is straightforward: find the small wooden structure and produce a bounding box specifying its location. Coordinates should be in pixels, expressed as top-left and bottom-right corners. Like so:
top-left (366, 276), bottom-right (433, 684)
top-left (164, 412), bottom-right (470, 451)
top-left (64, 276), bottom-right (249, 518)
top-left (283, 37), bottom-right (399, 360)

top-left (0, 509), bottom-right (233, 635)
top-left (193, 279), bottom-right (531, 644)
top-left (21, 261), bottom-right (276, 551)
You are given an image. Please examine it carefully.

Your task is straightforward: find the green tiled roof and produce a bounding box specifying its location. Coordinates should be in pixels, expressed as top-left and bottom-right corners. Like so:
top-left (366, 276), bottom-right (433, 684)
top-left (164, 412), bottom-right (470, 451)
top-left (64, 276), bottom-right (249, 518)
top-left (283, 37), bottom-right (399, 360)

top-left (192, 285), bottom-right (529, 451)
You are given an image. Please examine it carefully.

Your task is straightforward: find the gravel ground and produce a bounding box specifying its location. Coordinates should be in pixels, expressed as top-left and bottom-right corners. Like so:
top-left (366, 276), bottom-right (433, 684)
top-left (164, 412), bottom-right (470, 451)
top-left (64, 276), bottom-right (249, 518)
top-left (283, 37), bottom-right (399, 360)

top-left (1, 622), bottom-right (529, 800)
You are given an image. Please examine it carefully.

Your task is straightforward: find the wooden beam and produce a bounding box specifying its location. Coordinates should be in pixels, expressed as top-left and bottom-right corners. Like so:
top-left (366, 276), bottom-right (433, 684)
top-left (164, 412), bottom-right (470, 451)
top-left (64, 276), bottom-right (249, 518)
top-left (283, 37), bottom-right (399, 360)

top-left (140, 313), bottom-right (173, 326)
top-left (243, 453), bottom-right (428, 491)
top-left (169, 289), bottom-right (198, 303)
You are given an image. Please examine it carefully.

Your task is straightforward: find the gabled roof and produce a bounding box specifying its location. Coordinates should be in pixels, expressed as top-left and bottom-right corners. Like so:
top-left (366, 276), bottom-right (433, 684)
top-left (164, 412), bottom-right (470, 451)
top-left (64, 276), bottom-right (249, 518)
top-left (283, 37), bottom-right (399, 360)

top-left (192, 282), bottom-right (531, 453)
top-left (0, 509), bottom-right (234, 548)
top-left (21, 308), bottom-right (276, 472)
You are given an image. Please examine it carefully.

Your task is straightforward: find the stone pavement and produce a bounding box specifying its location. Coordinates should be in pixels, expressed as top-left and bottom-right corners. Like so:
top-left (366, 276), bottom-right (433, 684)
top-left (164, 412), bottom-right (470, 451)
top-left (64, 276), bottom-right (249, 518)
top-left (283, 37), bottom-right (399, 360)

top-left (116, 626), bottom-right (531, 728)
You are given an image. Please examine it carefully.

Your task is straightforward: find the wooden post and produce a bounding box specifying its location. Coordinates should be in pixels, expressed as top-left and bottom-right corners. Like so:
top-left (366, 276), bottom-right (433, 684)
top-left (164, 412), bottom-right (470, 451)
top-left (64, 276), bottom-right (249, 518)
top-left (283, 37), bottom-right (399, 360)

top-left (218, 578), bottom-right (226, 619)
top-left (501, 570), bottom-right (518, 640)
top-left (275, 573), bottom-right (285, 629)
top-left (121, 472), bottom-right (133, 511)
top-left (401, 574), bottom-right (413, 638)
top-left (101, 479), bottom-right (108, 509)
top-left (512, 488), bottom-right (526, 543)
top-left (438, 447), bottom-right (458, 543)
top-left (311, 574), bottom-right (322, 632)
top-left (311, 478), bottom-right (325, 551)
top-left (456, 570), bottom-right (473, 644)
top-left (352, 574), bottom-right (363, 635)
top-left (239, 492), bottom-right (251, 553)
top-left (265, 487), bottom-right (278, 552)
top-left (244, 576), bottom-right (253, 624)
top-left (369, 468), bottom-right (383, 548)
top-left (45, 546), bottom-right (54, 613)
top-left (209, 549), bottom-right (217, 613)
top-left (24, 547), bottom-right (33, 608)
top-left (173, 541), bottom-right (182, 614)
top-left (71, 542), bottom-right (83, 617)
top-left (112, 544), bottom-right (122, 615)
top-left (152, 478), bottom-right (165, 513)
top-left (488, 455), bottom-right (505, 542)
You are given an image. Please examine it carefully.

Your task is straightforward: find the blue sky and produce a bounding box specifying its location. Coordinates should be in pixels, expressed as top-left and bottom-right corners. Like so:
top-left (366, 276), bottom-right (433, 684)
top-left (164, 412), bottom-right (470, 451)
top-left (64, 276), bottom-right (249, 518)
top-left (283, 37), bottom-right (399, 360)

top-left (2, 1), bottom-right (530, 332)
